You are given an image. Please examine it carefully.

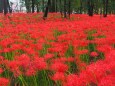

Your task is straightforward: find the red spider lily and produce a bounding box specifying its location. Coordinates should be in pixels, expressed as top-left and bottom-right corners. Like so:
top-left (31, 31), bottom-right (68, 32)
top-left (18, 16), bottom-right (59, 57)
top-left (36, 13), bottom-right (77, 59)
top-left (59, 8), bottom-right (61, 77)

top-left (90, 51), bottom-right (98, 57)
top-left (0, 56), bottom-right (4, 64)
top-left (75, 49), bottom-right (89, 55)
top-left (51, 57), bottom-right (67, 63)
top-left (32, 57), bottom-right (47, 70)
top-left (8, 61), bottom-right (21, 77)
top-left (23, 47), bottom-right (36, 55)
top-left (25, 67), bottom-right (36, 76)
top-left (0, 38), bottom-right (14, 48)
top-left (44, 53), bottom-right (54, 60)
top-left (0, 68), bottom-right (3, 74)
top-left (98, 75), bottom-right (115, 86)
top-left (16, 54), bottom-right (30, 69)
top-left (0, 78), bottom-right (9, 86)
top-left (11, 44), bottom-right (22, 51)
top-left (3, 48), bottom-right (11, 53)
top-left (65, 74), bottom-right (86, 86)
top-left (50, 62), bottom-right (68, 72)
top-left (97, 45), bottom-right (113, 54)
top-left (51, 72), bottom-right (65, 81)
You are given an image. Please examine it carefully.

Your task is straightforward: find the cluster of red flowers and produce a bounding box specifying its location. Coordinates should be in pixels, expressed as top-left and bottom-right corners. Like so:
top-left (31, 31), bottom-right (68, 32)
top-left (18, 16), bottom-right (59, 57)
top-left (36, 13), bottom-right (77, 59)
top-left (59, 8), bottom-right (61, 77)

top-left (0, 13), bottom-right (115, 86)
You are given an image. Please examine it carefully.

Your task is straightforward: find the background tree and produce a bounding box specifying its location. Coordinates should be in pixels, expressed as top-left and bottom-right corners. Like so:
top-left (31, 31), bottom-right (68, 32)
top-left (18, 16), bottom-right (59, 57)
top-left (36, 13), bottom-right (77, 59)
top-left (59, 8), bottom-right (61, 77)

top-left (43, 0), bottom-right (51, 19)
top-left (87, 0), bottom-right (94, 16)
top-left (3, 0), bottom-right (8, 15)
top-left (25, 0), bottom-right (31, 13)
top-left (0, 0), bottom-right (3, 13)
top-left (64, 0), bottom-right (67, 18)
top-left (103, 0), bottom-right (109, 17)
top-left (32, 0), bottom-right (35, 13)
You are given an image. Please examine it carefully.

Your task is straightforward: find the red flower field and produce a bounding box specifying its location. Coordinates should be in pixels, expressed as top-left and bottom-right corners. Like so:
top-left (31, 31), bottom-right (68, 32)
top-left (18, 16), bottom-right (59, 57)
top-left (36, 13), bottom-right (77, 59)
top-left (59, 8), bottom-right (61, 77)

top-left (0, 13), bottom-right (115, 86)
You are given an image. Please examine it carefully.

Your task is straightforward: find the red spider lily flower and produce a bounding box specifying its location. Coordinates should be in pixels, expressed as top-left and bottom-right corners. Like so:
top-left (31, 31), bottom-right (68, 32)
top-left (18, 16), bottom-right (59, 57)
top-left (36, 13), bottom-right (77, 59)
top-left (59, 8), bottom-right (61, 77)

top-left (67, 57), bottom-right (74, 62)
top-left (0, 56), bottom-right (4, 64)
top-left (3, 48), bottom-right (11, 53)
top-left (17, 54), bottom-right (30, 69)
top-left (25, 67), bottom-right (36, 76)
top-left (50, 62), bottom-right (68, 72)
top-left (8, 61), bottom-right (21, 77)
top-left (65, 74), bottom-right (86, 86)
top-left (35, 43), bottom-right (43, 50)
top-left (0, 68), bottom-right (3, 74)
top-left (51, 72), bottom-right (65, 81)
top-left (98, 75), bottom-right (115, 86)
top-left (0, 38), bottom-right (14, 48)
top-left (97, 45), bottom-right (113, 54)
top-left (33, 57), bottom-right (47, 70)
top-left (44, 53), bottom-right (54, 60)
top-left (23, 47), bottom-right (36, 55)
top-left (90, 51), bottom-right (98, 57)
top-left (51, 57), bottom-right (67, 63)
top-left (0, 78), bottom-right (9, 86)
top-left (11, 44), bottom-right (22, 51)
top-left (105, 50), bottom-right (115, 62)
top-left (76, 49), bottom-right (89, 55)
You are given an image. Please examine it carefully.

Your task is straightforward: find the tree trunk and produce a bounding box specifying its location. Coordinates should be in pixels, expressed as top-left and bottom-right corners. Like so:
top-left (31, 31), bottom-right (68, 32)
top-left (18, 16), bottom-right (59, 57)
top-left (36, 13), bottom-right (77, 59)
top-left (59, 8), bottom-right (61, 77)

top-left (25, 0), bottom-right (31, 13)
top-left (32, 0), bottom-right (35, 13)
top-left (55, 0), bottom-right (57, 12)
top-left (43, 0), bottom-right (51, 19)
top-left (3, 0), bottom-right (8, 15)
top-left (80, 0), bottom-right (82, 14)
top-left (51, 0), bottom-right (56, 12)
top-left (59, 0), bottom-right (63, 17)
top-left (87, 0), bottom-right (94, 16)
top-left (37, 4), bottom-right (39, 13)
top-left (0, 0), bottom-right (3, 13)
top-left (103, 0), bottom-right (108, 17)
top-left (42, 0), bottom-right (45, 12)
top-left (64, 0), bottom-right (67, 18)
top-left (7, 0), bottom-right (12, 13)
top-left (68, 0), bottom-right (71, 18)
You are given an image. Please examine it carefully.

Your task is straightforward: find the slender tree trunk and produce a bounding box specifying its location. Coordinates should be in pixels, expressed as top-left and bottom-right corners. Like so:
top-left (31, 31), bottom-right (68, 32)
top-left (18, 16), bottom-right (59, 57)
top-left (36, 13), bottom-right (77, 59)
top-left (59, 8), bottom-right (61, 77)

top-left (25, 0), bottom-right (31, 13)
top-left (3, 0), bottom-right (8, 15)
top-left (0, 0), bottom-right (3, 13)
top-left (64, 0), bottom-right (66, 18)
top-left (55, 0), bottom-right (57, 12)
top-left (51, 0), bottom-right (55, 12)
top-left (80, 0), bottom-right (82, 14)
top-left (42, 0), bottom-right (45, 12)
top-left (68, 0), bottom-right (71, 18)
top-left (103, 0), bottom-right (108, 17)
top-left (87, 0), bottom-right (94, 16)
top-left (59, 0), bottom-right (63, 17)
top-left (37, 4), bottom-right (39, 13)
top-left (43, 0), bottom-right (51, 19)
top-left (32, 0), bottom-right (35, 13)
top-left (7, 0), bottom-right (12, 13)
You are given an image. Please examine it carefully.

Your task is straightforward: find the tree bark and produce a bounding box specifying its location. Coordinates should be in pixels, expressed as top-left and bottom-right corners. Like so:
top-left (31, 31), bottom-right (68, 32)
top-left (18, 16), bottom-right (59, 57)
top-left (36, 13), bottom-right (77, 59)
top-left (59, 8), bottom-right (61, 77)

top-left (43, 0), bottom-right (51, 19)
top-left (59, 0), bottom-right (63, 17)
top-left (25, 0), bottom-right (31, 13)
top-left (87, 0), bottom-right (94, 16)
top-left (68, 0), bottom-right (71, 18)
top-left (80, 0), bottom-right (82, 14)
top-left (64, 0), bottom-right (67, 18)
top-left (0, 0), bottom-right (3, 13)
top-left (7, 0), bottom-right (12, 13)
top-left (103, 0), bottom-right (108, 17)
top-left (3, 0), bottom-right (8, 15)
top-left (37, 4), bottom-right (39, 13)
top-left (32, 0), bottom-right (35, 13)
top-left (51, 0), bottom-right (56, 12)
